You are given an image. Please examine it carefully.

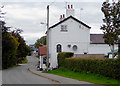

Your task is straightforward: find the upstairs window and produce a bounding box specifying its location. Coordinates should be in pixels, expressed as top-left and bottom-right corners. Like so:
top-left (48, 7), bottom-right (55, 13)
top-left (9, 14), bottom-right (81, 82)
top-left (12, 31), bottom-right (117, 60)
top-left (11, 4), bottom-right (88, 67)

top-left (61, 25), bottom-right (67, 32)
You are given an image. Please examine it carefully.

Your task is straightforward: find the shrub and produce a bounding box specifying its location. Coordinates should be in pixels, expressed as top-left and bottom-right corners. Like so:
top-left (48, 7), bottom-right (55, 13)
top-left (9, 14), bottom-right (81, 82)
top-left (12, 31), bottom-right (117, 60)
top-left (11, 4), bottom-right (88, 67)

top-left (57, 52), bottom-right (74, 67)
top-left (21, 57), bottom-right (28, 64)
top-left (63, 58), bottom-right (120, 80)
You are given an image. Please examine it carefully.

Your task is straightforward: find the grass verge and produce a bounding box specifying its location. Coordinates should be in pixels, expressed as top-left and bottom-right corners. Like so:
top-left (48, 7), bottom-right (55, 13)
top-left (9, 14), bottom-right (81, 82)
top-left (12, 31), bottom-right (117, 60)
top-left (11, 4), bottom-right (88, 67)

top-left (2, 57), bottom-right (28, 70)
top-left (35, 56), bottom-right (39, 59)
top-left (7, 64), bottom-right (19, 69)
top-left (2, 64), bottom-right (20, 70)
top-left (21, 57), bottom-right (28, 64)
top-left (43, 67), bottom-right (120, 85)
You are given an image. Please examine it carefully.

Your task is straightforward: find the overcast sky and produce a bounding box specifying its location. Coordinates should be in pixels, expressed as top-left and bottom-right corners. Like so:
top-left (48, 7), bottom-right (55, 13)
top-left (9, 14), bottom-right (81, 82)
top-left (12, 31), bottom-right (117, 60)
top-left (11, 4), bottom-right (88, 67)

top-left (1, 0), bottom-right (108, 45)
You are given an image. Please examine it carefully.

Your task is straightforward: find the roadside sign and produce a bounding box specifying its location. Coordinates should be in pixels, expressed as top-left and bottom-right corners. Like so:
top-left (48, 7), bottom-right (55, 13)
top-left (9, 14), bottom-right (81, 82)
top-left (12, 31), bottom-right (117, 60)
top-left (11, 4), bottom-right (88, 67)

top-left (39, 46), bottom-right (47, 56)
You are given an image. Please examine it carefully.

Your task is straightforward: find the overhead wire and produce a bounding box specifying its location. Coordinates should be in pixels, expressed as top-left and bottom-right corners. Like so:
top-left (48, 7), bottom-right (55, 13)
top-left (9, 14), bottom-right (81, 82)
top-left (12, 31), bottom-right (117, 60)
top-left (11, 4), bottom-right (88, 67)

top-left (48, 0), bottom-right (59, 23)
top-left (49, 0), bottom-right (57, 6)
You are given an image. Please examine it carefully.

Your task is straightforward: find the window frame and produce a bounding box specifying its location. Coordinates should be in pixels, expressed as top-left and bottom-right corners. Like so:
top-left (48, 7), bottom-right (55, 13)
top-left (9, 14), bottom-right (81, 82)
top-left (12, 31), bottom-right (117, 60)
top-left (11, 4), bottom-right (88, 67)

top-left (61, 25), bottom-right (68, 32)
top-left (57, 44), bottom-right (62, 52)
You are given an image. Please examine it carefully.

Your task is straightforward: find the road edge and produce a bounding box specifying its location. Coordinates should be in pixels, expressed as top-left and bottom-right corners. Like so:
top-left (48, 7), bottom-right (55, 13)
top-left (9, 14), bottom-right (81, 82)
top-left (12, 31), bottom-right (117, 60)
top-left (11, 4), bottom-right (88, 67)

top-left (28, 68), bottom-right (60, 84)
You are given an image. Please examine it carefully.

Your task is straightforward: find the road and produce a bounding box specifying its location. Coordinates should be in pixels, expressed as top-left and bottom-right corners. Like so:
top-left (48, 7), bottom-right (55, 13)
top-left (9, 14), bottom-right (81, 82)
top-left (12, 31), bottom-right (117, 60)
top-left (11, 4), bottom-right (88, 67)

top-left (2, 56), bottom-right (57, 84)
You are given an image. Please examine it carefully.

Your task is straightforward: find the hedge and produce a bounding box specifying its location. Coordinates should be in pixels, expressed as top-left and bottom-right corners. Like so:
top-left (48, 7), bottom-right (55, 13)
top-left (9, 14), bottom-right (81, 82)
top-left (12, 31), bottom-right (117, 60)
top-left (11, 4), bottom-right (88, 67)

top-left (57, 52), bottom-right (74, 67)
top-left (63, 58), bottom-right (120, 80)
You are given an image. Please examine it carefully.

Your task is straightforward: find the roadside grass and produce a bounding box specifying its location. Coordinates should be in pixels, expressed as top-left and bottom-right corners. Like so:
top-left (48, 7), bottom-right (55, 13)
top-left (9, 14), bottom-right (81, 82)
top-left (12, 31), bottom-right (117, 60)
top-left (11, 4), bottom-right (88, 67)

top-left (43, 67), bottom-right (120, 85)
top-left (2, 57), bottom-right (28, 70)
top-left (21, 57), bottom-right (28, 64)
top-left (35, 56), bottom-right (39, 59)
top-left (2, 64), bottom-right (20, 70)
top-left (8, 64), bottom-right (20, 69)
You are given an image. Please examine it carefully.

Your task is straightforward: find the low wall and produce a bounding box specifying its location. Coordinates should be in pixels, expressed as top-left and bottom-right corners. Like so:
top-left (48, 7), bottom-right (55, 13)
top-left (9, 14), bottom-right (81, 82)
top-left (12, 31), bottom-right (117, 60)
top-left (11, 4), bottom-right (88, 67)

top-left (74, 54), bottom-right (105, 58)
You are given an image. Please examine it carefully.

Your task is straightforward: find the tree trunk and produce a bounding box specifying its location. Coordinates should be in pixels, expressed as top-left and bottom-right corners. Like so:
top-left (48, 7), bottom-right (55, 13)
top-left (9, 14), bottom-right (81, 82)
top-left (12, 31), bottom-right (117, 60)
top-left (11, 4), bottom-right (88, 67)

top-left (112, 45), bottom-right (115, 59)
top-left (110, 45), bottom-right (115, 59)
top-left (118, 38), bottom-right (120, 59)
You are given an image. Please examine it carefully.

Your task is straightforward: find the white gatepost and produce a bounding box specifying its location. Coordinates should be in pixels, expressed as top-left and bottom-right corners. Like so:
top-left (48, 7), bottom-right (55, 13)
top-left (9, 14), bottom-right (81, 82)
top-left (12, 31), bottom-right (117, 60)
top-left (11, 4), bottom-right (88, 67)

top-left (39, 55), bottom-right (43, 70)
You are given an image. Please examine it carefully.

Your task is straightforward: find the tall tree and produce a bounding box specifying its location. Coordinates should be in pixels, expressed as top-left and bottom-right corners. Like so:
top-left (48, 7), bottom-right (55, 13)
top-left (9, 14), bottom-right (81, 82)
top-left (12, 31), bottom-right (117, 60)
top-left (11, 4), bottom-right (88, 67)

top-left (11, 29), bottom-right (30, 63)
top-left (1, 17), bottom-right (19, 68)
top-left (1, 6), bottom-right (30, 68)
top-left (35, 36), bottom-right (46, 48)
top-left (2, 32), bottom-right (19, 69)
top-left (100, 0), bottom-right (120, 58)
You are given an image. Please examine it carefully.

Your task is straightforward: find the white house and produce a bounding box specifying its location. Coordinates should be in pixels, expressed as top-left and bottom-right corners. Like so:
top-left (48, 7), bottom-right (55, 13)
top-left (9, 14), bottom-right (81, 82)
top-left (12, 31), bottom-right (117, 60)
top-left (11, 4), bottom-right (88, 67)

top-left (47, 5), bottom-right (118, 68)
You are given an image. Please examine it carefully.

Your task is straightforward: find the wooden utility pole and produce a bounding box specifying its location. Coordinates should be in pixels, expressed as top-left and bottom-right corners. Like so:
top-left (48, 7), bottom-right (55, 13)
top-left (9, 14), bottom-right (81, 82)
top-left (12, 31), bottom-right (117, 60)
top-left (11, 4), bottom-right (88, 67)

top-left (46, 5), bottom-right (49, 70)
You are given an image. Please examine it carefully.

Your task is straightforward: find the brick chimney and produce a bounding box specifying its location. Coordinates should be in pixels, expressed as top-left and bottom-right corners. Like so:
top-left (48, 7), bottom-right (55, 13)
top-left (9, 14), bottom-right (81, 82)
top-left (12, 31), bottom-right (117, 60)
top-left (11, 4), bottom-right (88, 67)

top-left (66, 4), bottom-right (75, 17)
top-left (60, 14), bottom-right (65, 21)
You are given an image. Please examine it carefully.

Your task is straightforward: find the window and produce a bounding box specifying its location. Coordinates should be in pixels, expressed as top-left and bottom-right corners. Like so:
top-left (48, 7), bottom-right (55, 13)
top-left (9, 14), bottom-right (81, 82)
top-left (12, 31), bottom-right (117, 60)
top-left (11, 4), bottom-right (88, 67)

top-left (73, 45), bottom-right (78, 51)
top-left (67, 44), bottom-right (71, 48)
top-left (57, 44), bottom-right (62, 52)
top-left (61, 25), bottom-right (67, 32)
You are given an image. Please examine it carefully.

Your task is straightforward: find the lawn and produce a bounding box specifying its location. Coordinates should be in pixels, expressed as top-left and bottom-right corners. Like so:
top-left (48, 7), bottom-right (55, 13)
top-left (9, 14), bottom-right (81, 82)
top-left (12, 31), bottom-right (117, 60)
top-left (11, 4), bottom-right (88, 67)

top-left (43, 67), bottom-right (120, 85)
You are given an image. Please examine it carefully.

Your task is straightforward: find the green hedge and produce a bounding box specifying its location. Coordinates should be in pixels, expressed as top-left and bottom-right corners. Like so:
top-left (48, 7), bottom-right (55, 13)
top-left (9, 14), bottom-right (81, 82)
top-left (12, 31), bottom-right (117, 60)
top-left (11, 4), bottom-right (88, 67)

top-left (57, 52), bottom-right (74, 67)
top-left (63, 58), bottom-right (120, 80)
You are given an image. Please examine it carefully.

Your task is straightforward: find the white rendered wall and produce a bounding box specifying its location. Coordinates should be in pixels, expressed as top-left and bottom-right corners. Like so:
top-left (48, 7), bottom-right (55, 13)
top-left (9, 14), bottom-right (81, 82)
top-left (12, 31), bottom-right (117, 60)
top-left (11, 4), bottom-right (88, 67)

top-left (66, 9), bottom-right (75, 17)
top-left (88, 44), bottom-right (118, 55)
top-left (49, 18), bottom-right (90, 68)
top-left (48, 18), bottom-right (118, 68)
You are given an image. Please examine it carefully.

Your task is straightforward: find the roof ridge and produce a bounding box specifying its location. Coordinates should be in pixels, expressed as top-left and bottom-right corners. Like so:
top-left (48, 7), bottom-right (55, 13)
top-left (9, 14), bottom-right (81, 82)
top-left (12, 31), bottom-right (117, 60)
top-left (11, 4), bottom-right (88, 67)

top-left (49, 16), bottom-right (91, 29)
top-left (90, 34), bottom-right (104, 35)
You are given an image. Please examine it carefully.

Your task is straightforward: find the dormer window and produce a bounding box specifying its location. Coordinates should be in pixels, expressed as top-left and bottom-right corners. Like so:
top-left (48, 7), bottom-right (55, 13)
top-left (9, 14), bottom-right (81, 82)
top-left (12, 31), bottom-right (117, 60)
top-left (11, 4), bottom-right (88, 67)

top-left (61, 25), bottom-right (67, 32)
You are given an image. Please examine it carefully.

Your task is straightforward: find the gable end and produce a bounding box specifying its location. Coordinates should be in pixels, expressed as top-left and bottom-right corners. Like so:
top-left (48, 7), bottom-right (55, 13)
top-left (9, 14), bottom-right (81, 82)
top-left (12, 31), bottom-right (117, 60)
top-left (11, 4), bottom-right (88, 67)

top-left (49, 16), bottom-right (91, 30)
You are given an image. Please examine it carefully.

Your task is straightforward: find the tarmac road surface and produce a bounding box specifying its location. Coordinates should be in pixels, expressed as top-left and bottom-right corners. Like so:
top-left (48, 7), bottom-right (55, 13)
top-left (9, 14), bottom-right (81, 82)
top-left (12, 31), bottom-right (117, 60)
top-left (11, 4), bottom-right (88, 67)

top-left (2, 56), bottom-right (57, 84)
top-left (2, 56), bottom-right (96, 85)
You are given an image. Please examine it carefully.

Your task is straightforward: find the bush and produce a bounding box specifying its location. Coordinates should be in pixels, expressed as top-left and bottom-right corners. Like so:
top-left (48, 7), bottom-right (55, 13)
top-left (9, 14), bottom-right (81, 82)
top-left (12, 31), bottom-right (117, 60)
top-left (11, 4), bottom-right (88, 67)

top-left (21, 57), bottom-right (28, 64)
top-left (57, 52), bottom-right (74, 67)
top-left (63, 58), bottom-right (120, 80)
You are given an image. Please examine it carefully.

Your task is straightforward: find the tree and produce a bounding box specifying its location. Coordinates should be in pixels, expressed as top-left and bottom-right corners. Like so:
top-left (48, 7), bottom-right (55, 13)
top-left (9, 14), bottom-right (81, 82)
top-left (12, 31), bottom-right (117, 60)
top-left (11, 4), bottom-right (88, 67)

top-left (2, 22), bottom-right (19, 69)
top-left (2, 32), bottom-right (19, 69)
top-left (1, 6), bottom-right (30, 68)
top-left (0, 6), bottom-right (19, 69)
top-left (35, 36), bottom-right (46, 48)
top-left (100, 0), bottom-right (120, 58)
top-left (25, 45), bottom-right (31, 56)
top-left (11, 29), bottom-right (30, 63)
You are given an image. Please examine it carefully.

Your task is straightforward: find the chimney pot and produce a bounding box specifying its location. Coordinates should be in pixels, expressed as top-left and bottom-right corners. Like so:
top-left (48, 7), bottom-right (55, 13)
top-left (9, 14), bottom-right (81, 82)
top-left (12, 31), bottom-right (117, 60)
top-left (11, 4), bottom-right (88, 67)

top-left (63, 14), bottom-right (65, 18)
top-left (60, 15), bottom-right (62, 18)
top-left (71, 5), bottom-right (73, 8)
top-left (68, 5), bottom-right (70, 9)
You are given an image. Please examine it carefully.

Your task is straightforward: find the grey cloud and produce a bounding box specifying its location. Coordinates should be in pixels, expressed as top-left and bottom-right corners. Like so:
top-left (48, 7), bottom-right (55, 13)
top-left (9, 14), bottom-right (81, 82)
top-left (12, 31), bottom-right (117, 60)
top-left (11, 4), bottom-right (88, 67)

top-left (2, 0), bottom-right (105, 3)
top-left (2, 1), bottom-right (104, 44)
